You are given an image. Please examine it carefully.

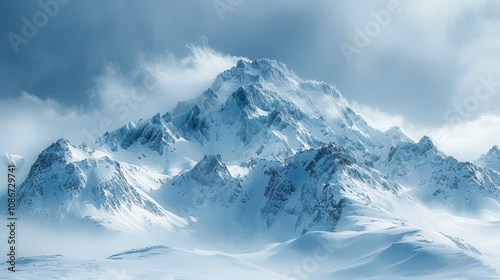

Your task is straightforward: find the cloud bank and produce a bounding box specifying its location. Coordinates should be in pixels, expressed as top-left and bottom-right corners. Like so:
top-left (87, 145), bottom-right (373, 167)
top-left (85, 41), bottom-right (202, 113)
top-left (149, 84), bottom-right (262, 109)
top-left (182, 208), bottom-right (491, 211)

top-left (353, 102), bottom-right (500, 162)
top-left (0, 45), bottom-right (241, 159)
top-left (0, 43), bottom-right (498, 163)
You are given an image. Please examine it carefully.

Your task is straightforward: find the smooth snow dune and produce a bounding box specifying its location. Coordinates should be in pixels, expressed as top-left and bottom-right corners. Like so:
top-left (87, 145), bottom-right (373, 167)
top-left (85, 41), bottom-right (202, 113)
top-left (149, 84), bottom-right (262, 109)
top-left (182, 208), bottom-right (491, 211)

top-left (0, 247), bottom-right (291, 280)
top-left (249, 229), bottom-right (500, 280)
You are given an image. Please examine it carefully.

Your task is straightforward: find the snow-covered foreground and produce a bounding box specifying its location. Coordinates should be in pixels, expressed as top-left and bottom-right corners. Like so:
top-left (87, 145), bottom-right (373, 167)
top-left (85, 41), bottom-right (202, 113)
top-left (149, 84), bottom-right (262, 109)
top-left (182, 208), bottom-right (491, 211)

top-left (2, 210), bottom-right (499, 280)
top-left (2, 232), bottom-right (498, 280)
top-left (1, 247), bottom-right (287, 280)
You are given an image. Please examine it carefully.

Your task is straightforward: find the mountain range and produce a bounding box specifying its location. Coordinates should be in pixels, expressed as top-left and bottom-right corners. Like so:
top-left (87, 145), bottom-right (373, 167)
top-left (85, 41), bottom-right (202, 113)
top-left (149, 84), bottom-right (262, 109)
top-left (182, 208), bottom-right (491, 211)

top-left (2, 58), bottom-right (500, 279)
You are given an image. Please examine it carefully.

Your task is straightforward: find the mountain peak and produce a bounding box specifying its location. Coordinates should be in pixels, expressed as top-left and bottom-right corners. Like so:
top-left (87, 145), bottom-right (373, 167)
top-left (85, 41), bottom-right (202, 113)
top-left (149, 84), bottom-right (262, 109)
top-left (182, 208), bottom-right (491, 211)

top-left (193, 154), bottom-right (227, 174)
top-left (475, 144), bottom-right (500, 172)
top-left (387, 135), bottom-right (439, 164)
top-left (384, 126), bottom-right (413, 144)
top-left (189, 154), bottom-right (234, 186)
top-left (417, 136), bottom-right (435, 150)
top-left (235, 59), bottom-right (247, 69)
top-left (55, 138), bottom-right (71, 147)
top-left (36, 138), bottom-right (75, 165)
top-left (235, 58), bottom-right (290, 73)
top-left (385, 126), bottom-right (403, 134)
top-left (151, 113), bottom-right (162, 124)
top-left (489, 145), bottom-right (499, 154)
top-left (213, 58), bottom-right (296, 93)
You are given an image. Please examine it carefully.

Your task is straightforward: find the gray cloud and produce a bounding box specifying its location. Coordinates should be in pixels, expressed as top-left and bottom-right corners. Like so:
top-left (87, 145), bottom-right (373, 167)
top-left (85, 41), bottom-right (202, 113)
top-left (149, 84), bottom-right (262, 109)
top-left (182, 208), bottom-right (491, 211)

top-left (1, 0), bottom-right (500, 160)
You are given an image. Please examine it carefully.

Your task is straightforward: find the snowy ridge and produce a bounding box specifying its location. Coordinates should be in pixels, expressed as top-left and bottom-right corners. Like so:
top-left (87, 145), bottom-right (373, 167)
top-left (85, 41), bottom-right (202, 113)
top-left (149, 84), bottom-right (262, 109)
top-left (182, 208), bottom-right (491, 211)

top-left (17, 139), bottom-right (186, 231)
top-left (476, 145), bottom-right (500, 172)
top-left (384, 136), bottom-right (500, 215)
top-left (156, 154), bottom-right (244, 215)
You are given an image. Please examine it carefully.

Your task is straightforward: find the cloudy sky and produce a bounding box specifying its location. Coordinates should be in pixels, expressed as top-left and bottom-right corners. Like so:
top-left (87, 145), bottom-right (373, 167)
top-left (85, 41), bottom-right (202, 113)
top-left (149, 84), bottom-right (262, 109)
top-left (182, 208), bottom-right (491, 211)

top-left (0, 0), bottom-right (499, 161)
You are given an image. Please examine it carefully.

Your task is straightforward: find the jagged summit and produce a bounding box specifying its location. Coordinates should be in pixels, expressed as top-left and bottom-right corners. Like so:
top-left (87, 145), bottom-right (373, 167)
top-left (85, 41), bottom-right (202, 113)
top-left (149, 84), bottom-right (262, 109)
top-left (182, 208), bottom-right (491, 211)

top-left (475, 145), bottom-right (500, 172)
top-left (386, 136), bottom-right (438, 164)
top-left (234, 58), bottom-right (293, 76)
top-left (32, 138), bottom-right (81, 168)
top-left (383, 126), bottom-right (413, 146)
top-left (383, 135), bottom-right (500, 214)
top-left (385, 126), bottom-right (406, 138)
top-left (190, 154), bottom-right (231, 185)
top-left (95, 58), bottom-right (413, 166)
top-left (488, 145), bottom-right (499, 153)
top-left (417, 135), bottom-right (436, 151)
top-left (385, 126), bottom-right (403, 133)
top-left (170, 57), bottom-right (343, 121)
top-left (215, 58), bottom-right (343, 101)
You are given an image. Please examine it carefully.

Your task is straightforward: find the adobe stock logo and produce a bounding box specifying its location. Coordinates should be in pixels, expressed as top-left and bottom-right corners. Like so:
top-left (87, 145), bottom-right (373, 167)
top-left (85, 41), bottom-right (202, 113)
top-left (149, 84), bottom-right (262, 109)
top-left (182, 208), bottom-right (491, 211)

top-left (7, 0), bottom-right (71, 54)
top-left (443, 75), bottom-right (500, 124)
top-left (82, 73), bottom-right (160, 146)
top-left (213, 0), bottom-right (242, 21)
top-left (281, 235), bottom-right (335, 280)
top-left (433, 74), bottom-right (499, 144)
top-left (340, 0), bottom-right (403, 63)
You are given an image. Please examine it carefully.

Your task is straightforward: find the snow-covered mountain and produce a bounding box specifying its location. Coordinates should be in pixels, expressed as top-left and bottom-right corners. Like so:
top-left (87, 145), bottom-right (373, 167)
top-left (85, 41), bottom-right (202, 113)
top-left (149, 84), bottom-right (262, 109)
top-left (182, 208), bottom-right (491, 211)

top-left (97, 59), bottom-right (411, 168)
top-left (10, 58), bottom-right (500, 279)
top-left (17, 139), bottom-right (186, 231)
top-left (383, 137), bottom-right (500, 215)
top-left (476, 145), bottom-right (500, 172)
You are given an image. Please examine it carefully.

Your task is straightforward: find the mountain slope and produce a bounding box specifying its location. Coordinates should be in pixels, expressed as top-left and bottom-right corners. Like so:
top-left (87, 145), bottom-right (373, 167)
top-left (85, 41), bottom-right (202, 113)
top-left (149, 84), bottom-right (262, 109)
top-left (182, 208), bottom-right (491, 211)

top-left (17, 139), bottom-right (186, 231)
top-left (383, 137), bottom-right (500, 215)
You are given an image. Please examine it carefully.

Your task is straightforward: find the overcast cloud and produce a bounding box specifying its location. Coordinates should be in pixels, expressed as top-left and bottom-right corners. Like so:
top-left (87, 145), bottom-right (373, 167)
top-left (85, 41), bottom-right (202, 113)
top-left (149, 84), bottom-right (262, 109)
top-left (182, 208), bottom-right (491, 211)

top-left (0, 0), bottom-right (499, 161)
